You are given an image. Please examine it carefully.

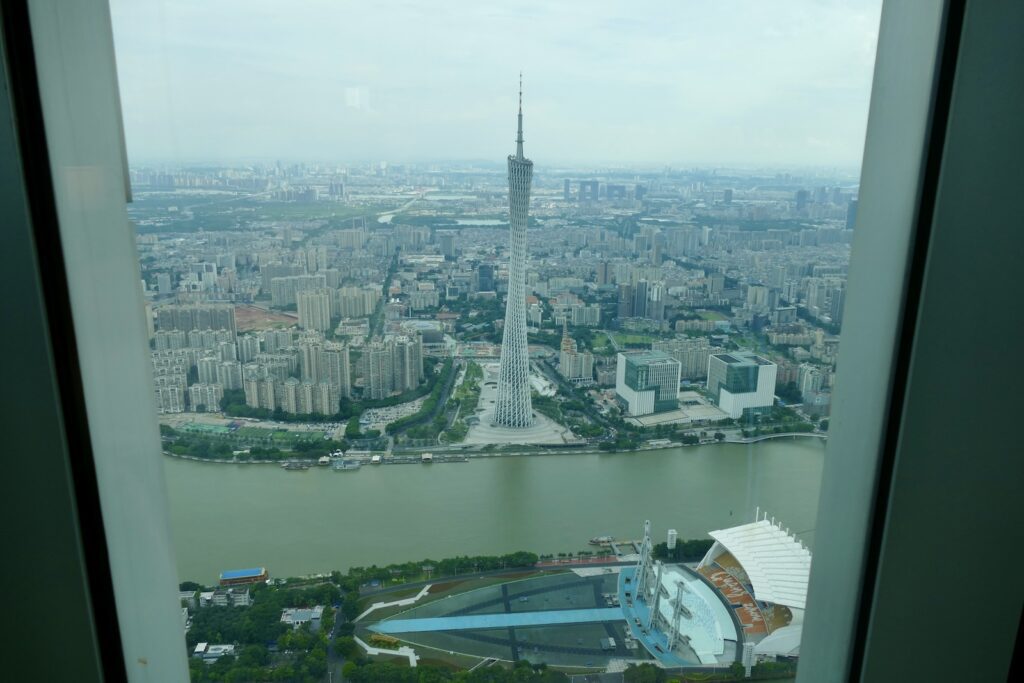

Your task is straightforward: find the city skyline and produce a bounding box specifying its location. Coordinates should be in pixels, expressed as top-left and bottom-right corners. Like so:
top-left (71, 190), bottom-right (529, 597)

top-left (110, 0), bottom-right (882, 167)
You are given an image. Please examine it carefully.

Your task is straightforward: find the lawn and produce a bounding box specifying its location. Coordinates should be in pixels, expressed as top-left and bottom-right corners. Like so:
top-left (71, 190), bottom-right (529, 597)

top-left (611, 332), bottom-right (655, 346)
top-left (591, 332), bottom-right (615, 353)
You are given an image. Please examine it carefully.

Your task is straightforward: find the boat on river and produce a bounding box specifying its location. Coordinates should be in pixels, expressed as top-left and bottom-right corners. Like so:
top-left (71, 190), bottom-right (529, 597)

top-left (332, 459), bottom-right (362, 471)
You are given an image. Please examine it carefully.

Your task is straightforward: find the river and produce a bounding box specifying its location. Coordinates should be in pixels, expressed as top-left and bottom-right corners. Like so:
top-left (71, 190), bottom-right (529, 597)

top-left (162, 438), bottom-right (825, 583)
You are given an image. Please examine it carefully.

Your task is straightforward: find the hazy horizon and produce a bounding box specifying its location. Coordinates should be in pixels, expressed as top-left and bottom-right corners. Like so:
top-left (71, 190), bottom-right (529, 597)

top-left (111, 0), bottom-right (882, 168)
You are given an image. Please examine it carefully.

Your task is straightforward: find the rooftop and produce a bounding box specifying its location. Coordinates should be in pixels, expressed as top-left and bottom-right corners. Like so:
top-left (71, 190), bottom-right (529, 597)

top-left (711, 351), bottom-right (774, 367)
top-left (620, 350), bottom-right (678, 366)
top-left (281, 605), bottom-right (325, 623)
top-left (219, 567), bottom-right (265, 580)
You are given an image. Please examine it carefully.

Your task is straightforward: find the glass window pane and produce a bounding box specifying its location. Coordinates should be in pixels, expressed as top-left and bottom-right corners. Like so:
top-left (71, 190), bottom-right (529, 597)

top-left (109, 1), bottom-right (882, 678)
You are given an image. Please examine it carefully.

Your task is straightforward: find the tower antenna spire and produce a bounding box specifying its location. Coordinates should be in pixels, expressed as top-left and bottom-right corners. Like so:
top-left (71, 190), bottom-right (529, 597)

top-left (516, 72), bottom-right (524, 159)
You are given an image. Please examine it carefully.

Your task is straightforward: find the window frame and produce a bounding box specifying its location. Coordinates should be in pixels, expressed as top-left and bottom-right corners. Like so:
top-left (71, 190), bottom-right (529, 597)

top-left (3, 1), bottom-right (1020, 681)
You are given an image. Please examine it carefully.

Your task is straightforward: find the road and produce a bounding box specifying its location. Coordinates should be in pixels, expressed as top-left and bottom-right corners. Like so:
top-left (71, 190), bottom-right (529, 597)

top-left (389, 359), bottom-right (461, 442)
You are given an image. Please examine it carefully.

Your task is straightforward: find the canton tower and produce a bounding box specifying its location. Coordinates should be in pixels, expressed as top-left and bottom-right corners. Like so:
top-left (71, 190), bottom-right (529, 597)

top-left (493, 78), bottom-right (534, 428)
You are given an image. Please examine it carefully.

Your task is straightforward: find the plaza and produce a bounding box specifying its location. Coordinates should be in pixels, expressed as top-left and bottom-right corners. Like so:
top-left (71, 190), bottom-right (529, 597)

top-left (463, 363), bottom-right (578, 445)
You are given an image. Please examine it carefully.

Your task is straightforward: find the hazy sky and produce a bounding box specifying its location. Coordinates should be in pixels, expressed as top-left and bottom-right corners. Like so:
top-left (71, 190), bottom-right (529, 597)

top-left (111, 0), bottom-right (882, 167)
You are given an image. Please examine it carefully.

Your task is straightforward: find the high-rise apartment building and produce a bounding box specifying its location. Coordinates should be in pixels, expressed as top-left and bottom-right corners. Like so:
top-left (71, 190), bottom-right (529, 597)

top-left (364, 342), bottom-right (393, 400)
top-left (260, 329), bottom-right (294, 353)
top-left (154, 385), bottom-right (185, 414)
top-left (298, 339), bottom-right (323, 383)
top-left (297, 288), bottom-right (332, 332)
top-left (197, 356), bottom-right (220, 384)
top-left (558, 324), bottom-right (594, 383)
top-left (390, 335), bottom-right (423, 393)
top-left (271, 274), bottom-right (327, 308)
top-left (337, 286), bottom-right (380, 318)
top-left (260, 263), bottom-right (304, 293)
top-left (156, 304), bottom-right (236, 336)
top-left (153, 330), bottom-right (188, 351)
top-left (217, 361), bottom-right (243, 390)
top-left (652, 337), bottom-right (725, 380)
top-left (156, 272), bottom-right (172, 294)
top-left (322, 345), bottom-right (351, 399)
top-left (188, 384), bottom-right (223, 413)
top-left (493, 82), bottom-right (534, 429)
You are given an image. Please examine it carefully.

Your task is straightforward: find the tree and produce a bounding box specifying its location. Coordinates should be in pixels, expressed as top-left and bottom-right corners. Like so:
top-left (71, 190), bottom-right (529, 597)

top-left (341, 591), bottom-right (361, 621)
top-left (623, 663), bottom-right (666, 683)
top-left (714, 431), bottom-right (726, 442)
top-left (334, 635), bottom-right (359, 658)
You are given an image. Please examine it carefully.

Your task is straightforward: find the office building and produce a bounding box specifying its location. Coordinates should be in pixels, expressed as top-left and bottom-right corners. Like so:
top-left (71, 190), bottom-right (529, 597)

top-left (615, 351), bottom-right (681, 417)
top-left (617, 283), bottom-right (634, 318)
top-left (475, 263), bottom-right (495, 293)
top-left (579, 180), bottom-right (599, 201)
top-left (438, 232), bottom-right (457, 259)
top-left (706, 352), bottom-right (778, 419)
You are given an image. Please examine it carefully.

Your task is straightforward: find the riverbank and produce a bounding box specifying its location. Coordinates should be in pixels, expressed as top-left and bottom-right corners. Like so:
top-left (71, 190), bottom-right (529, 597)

top-left (160, 431), bottom-right (827, 466)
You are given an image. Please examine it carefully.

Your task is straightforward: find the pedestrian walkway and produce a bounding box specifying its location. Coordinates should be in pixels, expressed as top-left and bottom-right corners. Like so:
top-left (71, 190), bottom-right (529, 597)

top-left (372, 607), bottom-right (622, 634)
top-left (354, 635), bottom-right (419, 667)
top-left (355, 584), bottom-right (432, 622)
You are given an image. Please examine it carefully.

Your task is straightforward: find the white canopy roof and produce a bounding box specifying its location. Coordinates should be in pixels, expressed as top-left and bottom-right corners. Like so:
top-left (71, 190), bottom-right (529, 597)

top-left (754, 624), bottom-right (803, 657)
top-left (706, 518), bottom-right (811, 610)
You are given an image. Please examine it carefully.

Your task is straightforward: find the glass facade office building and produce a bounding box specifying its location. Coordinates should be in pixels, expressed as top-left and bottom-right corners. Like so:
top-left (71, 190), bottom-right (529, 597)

top-left (615, 350), bottom-right (682, 416)
top-left (707, 352), bottom-right (778, 419)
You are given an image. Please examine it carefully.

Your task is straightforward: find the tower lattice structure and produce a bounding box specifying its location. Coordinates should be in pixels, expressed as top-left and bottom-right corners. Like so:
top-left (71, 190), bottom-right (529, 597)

top-left (494, 77), bottom-right (534, 428)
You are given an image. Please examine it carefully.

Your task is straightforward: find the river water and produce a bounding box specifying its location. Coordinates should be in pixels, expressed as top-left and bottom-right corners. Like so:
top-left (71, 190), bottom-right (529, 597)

top-left (162, 439), bottom-right (825, 583)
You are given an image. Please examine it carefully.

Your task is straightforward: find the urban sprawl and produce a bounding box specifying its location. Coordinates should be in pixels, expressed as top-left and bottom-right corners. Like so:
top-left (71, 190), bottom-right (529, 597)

top-left (139, 160), bottom-right (850, 458)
